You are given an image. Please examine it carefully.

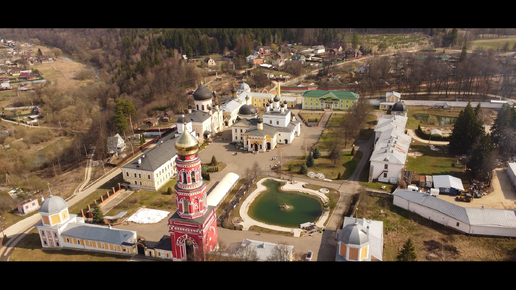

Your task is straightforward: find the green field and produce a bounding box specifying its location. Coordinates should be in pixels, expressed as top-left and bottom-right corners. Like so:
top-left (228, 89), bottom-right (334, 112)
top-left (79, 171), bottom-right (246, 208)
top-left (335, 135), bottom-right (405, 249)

top-left (470, 37), bottom-right (516, 51)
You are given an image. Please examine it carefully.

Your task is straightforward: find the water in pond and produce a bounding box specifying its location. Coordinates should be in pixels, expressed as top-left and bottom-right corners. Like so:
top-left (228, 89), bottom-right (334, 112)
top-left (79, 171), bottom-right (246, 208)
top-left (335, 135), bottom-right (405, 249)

top-left (247, 179), bottom-right (323, 228)
top-left (413, 114), bottom-right (457, 126)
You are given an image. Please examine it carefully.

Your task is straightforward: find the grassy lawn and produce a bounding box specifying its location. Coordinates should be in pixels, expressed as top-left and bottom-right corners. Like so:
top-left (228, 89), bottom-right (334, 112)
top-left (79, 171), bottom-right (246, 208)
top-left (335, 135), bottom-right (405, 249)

top-left (340, 151), bottom-right (363, 179)
top-left (105, 178), bottom-right (178, 218)
top-left (406, 142), bottom-right (468, 180)
top-left (357, 192), bottom-right (516, 261)
top-left (405, 106), bottom-right (463, 130)
top-left (68, 173), bottom-right (125, 215)
top-left (299, 112), bottom-right (324, 122)
top-left (470, 37), bottom-right (516, 51)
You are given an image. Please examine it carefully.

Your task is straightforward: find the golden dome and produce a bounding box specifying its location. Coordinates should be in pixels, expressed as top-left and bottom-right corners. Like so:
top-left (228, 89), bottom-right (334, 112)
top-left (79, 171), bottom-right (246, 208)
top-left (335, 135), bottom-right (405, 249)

top-left (175, 115), bottom-right (199, 155)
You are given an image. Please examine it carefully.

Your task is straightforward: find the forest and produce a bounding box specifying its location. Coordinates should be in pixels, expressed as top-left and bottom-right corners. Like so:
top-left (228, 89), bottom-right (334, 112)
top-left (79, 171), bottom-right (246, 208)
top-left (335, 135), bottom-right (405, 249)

top-left (1, 28), bottom-right (516, 192)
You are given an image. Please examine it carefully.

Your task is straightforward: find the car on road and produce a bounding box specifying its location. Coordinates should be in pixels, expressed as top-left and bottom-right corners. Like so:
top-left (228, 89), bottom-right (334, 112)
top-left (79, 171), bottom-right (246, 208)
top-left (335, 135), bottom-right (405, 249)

top-left (306, 251), bottom-right (313, 261)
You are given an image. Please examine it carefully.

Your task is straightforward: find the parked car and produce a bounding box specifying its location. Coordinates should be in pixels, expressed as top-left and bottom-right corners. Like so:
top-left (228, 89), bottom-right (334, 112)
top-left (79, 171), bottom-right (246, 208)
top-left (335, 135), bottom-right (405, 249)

top-left (306, 251), bottom-right (313, 261)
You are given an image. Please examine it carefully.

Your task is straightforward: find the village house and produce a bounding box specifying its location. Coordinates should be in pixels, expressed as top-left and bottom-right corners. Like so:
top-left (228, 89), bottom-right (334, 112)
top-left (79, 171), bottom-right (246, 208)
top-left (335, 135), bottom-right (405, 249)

top-left (17, 198), bottom-right (40, 215)
top-left (312, 45), bottom-right (325, 55)
top-left (255, 46), bottom-right (271, 56)
top-left (204, 57), bottom-right (216, 66)
top-left (345, 48), bottom-right (362, 59)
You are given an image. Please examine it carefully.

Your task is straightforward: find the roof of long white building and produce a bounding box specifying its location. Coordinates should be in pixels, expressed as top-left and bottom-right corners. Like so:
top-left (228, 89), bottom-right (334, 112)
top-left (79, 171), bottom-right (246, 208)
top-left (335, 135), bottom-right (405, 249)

top-left (370, 125), bottom-right (411, 165)
top-left (394, 190), bottom-right (516, 228)
top-left (206, 172), bottom-right (240, 207)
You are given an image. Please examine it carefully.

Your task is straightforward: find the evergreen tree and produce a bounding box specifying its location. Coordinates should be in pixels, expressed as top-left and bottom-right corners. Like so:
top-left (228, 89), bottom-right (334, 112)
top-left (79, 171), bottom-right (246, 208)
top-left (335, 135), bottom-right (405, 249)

top-left (167, 187), bottom-right (173, 195)
top-left (459, 43), bottom-right (468, 62)
top-left (351, 145), bottom-right (355, 156)
top-left (467, 134), bottom-right (496, 183)
top-left (92, 204), bottom-right (104, 224)
top-left (313, 147), bottom-right (321, 159)
top-left (306, 151), bottom-right (314, 167)
top-left (300, 163), bottom-right (308, 174)
top-left (210, 155), bottom-right (218, 166)
top-left (352, 31), bottom-right (360, 49)
top-left (449, 102), bottom-right (484, 155)
top-left (396, 238), bottom-right (417, 261)
top-left (114, 99), bottom-right (136, 135)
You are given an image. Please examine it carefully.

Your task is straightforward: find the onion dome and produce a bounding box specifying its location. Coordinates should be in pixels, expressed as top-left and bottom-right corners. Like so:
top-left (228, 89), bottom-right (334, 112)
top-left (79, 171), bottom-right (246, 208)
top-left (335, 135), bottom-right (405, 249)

top-left (391, 101), bottom-right (407, 112)
top-left (283, 100), bottom-right (287, 104)
top-left (193, 84), bottom-right (213, 101)
top-left (39, 195), bottom-right (68, 215)
top-left (273, 95), bottom-right (280, 102)
top-left (238, 82), bottom-right (251, 92)
top-left (257, 117), bottom-right (263, 123)
top-left (280, 103), bottom-right (285, 107)
top-left (239, 104), bottom-right (258, 116)
top-left (175, 115), bottom-right (199, 155)
top-left (340, 222), bottom-right (369, 246)
top-left (266, 102), bottom-right (270, 107)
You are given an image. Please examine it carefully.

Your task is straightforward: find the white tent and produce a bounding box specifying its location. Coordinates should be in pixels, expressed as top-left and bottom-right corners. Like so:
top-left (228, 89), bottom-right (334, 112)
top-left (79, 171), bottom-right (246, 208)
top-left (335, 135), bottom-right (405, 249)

top-left (432, 175), bottom-right (464, 191)
top-left (206, 172), bottom-right (239, 207)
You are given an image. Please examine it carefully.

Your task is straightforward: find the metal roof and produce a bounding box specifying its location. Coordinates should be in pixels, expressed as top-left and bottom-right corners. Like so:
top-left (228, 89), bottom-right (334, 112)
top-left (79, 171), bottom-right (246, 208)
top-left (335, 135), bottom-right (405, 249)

top-left (206, 172), bottom-right (239, 207)
top-left (394, 190), bottom-right (470, 223)
top-left (394, 190), bottom-right (516, 228)
top-left (238, 238), bottom-right (294, 261)
top-left (62, 223), bottom-right (136, 245)
top-left (433, 175), bottom-right (465, 191)
top-left (122, 138), bottom-right (177, 172)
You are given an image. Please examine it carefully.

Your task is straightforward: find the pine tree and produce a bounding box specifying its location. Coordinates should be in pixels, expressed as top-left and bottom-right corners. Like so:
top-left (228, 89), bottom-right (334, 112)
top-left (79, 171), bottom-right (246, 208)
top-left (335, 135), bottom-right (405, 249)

top-left (351, 146), bottom-right (355, 156)
top-left (300, 163), bottom-right (308, 174)
top-left (210, 155), bottom-right (218, 166)
top-left (92, 204), bottom-right (104, 224)
top-left (306, 151), bottom-right (314, 167)
top-left (313, 147), bottom-right (321, 159)
top-left (449, 102), bottom-right (484, 155)
top-left (396, 238), bottom-right (417, 261)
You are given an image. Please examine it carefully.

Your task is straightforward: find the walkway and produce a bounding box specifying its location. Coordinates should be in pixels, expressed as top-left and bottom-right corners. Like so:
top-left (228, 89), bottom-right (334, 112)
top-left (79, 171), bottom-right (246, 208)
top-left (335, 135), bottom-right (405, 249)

top-left (406, 129), bottom-right (449, 145)
top-left (238, 178), bottom-right (330, 237)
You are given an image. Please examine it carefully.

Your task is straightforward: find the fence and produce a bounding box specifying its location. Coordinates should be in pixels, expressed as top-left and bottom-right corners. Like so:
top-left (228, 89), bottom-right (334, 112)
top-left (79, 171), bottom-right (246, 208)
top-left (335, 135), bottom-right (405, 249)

top-left (80, 183), bottom-right (123, 219)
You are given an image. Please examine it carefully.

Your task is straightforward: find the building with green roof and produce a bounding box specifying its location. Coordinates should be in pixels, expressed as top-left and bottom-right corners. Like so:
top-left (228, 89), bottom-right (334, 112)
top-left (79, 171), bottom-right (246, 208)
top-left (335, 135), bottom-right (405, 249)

top-left (302, 90), bottom-right (359, 110)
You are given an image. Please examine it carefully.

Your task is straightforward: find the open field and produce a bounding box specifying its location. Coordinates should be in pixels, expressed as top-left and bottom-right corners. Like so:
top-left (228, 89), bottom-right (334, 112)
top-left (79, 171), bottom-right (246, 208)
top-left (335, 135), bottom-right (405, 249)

top-left (470, 37), bottom-right (516, 51)
top-left (358, 192), bottom-right (516, 261)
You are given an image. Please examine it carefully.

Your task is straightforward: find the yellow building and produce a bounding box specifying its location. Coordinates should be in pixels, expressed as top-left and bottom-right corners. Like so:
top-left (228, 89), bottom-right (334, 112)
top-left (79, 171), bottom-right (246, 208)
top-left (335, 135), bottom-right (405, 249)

top-left (36, 194), bottom-right (137, 255)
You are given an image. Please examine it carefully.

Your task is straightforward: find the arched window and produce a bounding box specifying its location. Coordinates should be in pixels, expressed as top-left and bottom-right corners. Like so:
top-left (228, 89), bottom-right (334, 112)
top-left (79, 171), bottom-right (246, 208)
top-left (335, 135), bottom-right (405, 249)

top-left (182, 171), bottom-right (187, 184)
top-left (183, 199), bottom-right (189, 213)
top-left (202, 105), bottom-right (205, 111)
top-left (191, 170), bottom-right (196, 183)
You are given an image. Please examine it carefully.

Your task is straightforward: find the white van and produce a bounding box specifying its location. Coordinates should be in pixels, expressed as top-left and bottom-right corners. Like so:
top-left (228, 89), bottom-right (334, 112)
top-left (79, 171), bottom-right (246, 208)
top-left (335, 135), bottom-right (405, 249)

top-left (407, 185), bottom-right (420, 192)
top-left (428, 188), bottom-right (439, 196)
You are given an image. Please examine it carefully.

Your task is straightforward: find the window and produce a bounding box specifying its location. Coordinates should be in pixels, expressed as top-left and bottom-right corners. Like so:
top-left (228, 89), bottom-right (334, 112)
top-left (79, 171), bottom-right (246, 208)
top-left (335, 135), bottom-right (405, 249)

top-left (277, 121), bottom-right (279, 125)
top-left (134, 173), bottom-right (137, 178)
top-left (134, 181), bottom-right (137, 185)
top-left (384, 164), bottom-right (388, 169)
top-left (456, 222), bottom-right (460, 227)
top-left (148, 175), bottom-right (151, 179)
top-left (240, 129), bottom-right (243, 133)
top-left (270, 120), bottom-right (272, 124)
top-left (383, 173), bottom-right (387, 178)
top-left (139, 181), bottom-right (142, 185)
top-left (126, 172), bottom-right (129, 177)
top-left (138, 173), bottom-right (141, 178)
top-left (235, 129), bottom-right (237, 133)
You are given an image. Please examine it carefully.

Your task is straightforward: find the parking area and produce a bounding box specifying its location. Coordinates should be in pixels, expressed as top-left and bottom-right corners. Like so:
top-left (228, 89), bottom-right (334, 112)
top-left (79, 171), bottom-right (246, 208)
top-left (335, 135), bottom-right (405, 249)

top-left (437, 167), bottom-right (516, 209)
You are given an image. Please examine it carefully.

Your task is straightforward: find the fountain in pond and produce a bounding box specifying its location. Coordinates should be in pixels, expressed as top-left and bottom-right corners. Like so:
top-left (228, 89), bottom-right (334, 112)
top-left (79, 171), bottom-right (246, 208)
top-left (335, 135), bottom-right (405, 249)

top-left (247, 179), bottom-right (323, 228)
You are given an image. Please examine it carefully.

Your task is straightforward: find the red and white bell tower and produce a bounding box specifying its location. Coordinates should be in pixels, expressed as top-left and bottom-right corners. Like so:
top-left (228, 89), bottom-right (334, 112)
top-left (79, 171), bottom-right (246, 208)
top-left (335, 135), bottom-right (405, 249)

top-left (169, 116), bottom-right (218, 261)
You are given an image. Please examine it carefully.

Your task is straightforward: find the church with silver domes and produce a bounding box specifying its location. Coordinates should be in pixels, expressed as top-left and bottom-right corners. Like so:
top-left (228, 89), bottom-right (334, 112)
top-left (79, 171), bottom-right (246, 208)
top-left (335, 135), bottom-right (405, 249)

top-left (231, 84), bottom-right (301, 152)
